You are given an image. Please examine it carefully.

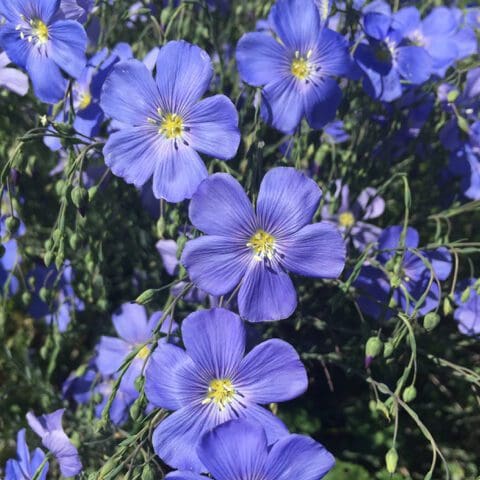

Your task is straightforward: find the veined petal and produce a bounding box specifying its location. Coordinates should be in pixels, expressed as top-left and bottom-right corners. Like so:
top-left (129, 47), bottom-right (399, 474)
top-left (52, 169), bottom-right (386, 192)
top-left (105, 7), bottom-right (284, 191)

top-left (0, 67), bottom-right (29, 95)
top-left (182, 308), bottom-right (246, 378)
top-left (240, 403), bottom-right (289, 444)
top-left (422, 7), bottom-right (458, 36)
top-left (42, 431), bottom-right (82, 477)
top-left (238, 260), bottom-right (297, 322)
top-left (30, 0), bottom-right (61, 23)
top-left (281, 222), bottom-right (345, 278)
top-left (354, 187), bottom-right (385, 220)
top-left (112, 303), bottom-right (149, 343)
top-left (396, 46), bottom-right (431, 85)
top-left (95, 336), bottom-right (131, 375)
top-left (185, 95), bottom-right (240, 160)
top-left (312, 28), bottom-right (352, 77)
top-left (155, 40), bottom-right (213, 114)
top-left (166, 473), bottom-right (205, 480)
top-left (424, 247), bottom-right (452, 281)
top-left (378, 226), bottom-right (419, 259)
top-left (257, 167), bottom-right (321, 237)
top-left (47, 20), bottom-right (87, 78)
top-left (100, 59), bottom-right (160, 125)
top-left (198, 420), bottom-right (269, 480)
top-left (265, 434), bottom-right (335, 480)
top-left (363, 12), bottom-right (391, 40)
top-left (181, 236), bottom-right (250, 296)
top-left (103, 126), bottom-right (158, 188)
top-left (236, 32), bottom-right (286, 86)
top-left (304, 77), bottom-right (342, 130)
top-left (188, 173), bottom-right (255, 237)
top-left (235, 339), bottom-right (307, 403)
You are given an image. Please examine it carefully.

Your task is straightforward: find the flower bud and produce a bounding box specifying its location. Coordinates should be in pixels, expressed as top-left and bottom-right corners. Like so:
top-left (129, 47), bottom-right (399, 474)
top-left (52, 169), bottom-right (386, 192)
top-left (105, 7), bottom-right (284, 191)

top-left (457, 116), bottom-right (470, 134)
top-left (365, 337), bottom-right (383, 359)
top-left (446, 89), bottom-right (459, 103)
top-left (141, 465), bottom-right (155, 480)
top-left (6, 216), bottom-right (20, 235)
top-left (423, 312), bottom-right (440, 332)
top-left (383, 341), bottom-right (394, 358)
top-left (385, 447), bottom-right (398, 473)
top-left (21, 291), bottom-right (32, 306)
top-left (71, 186), bottom-right (88, 210)
top-left (443, 297), bottom-right (453, 316)
top-left (460, 287), bottom-right (471, 303)
top-left (402, 385), bottom-right (417, 403)
top-left (135, 289), bottom-right (158, 305)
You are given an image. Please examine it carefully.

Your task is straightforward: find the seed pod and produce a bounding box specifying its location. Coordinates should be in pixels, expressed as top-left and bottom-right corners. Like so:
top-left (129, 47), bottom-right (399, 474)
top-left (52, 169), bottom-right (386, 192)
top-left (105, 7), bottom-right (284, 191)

top-left (365, 337), bottom-right (383, 359)
top-left (71, 186), bottom-right (88, 210)
top-left (383, 341), bottom-right (394, 358)
top-left (135, 289), bottom-right (158, 305)
top-left (402, 385), bottom-right (417, 403)
top-left (385, 447), bottom-right (398, 473)
top-left (6, 216), bottom-right (20, 235)
top-left (423, 312), bottom-right (440, 331)
top-left (141, 465), bottom-right (155, 480)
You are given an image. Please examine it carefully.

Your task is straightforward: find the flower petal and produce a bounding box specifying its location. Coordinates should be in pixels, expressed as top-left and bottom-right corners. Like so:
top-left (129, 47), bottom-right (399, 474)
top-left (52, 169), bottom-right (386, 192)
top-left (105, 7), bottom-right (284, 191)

top-left (152, 142), bottom-right (208, 202)
top-left (425, 247), bottom-right (452, 281)
top-left (188, 173), bottom-right (255, 237)
top-left (353, 187), bottom-right (385, 220)
top-left (0, 67), bottom-right (29, 95)
top-left (235, 339), bottom-right (307, 403)
top-left (363, 12), bottom-right (391, 40)
top-left (181, 236), bottom-right (249, 296)
top-left (257, 167), bottom-right (321, 238)
top-left (240, 403), bottom-right (289, 444)
top-left (197, 420), bottom-right (269, 480)
top-left (155, 40), bottom-right (213, 114)
top-left (236, 32), bottom-right (286, 86)
top-left (238, 260), bottom-right (297, 322)
top-left (166, 473), bottom-right (205, 480)
top-left (112, 303), bottom-right (149, 343)
top-left (182, 308), bottom-right (246, 378)
top-left (396, 46), bottom-right (432, 85)
top-left (0, 24), bottom-right (31, 68)
top-left (100, 59), bottom-right (160, 125)
top-left (303, 77), bottom-right (342, 130)
top-left (95, 336), bottom-right (131, 375)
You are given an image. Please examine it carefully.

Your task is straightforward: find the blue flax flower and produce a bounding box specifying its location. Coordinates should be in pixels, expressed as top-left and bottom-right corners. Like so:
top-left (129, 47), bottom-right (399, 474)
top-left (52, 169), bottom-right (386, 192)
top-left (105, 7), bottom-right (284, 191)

top-left (236, 0), bottom-right (352, 134)
top-left (181, 167), bottom-right (345, 322)
top-left (26, 408), bottom-right (82, 477)
top-left (166, 419), bottom-right (335, 480)
top-left (0, 0), bottom-right (87, 103)
top-left (0, 51), bottom-right (28, 95)
top-left (354, 226), bottom-right (452, 319)
top-left (354, 10), bottom-right (432, 102)
top-left (144, 308), bottom-right (308, 472)
top-left (453, 279), bottom-right (480, 336)
top-left (100, 40), bottom-right (240, 203)
top-left (5, 429), bottom-right (49, 480)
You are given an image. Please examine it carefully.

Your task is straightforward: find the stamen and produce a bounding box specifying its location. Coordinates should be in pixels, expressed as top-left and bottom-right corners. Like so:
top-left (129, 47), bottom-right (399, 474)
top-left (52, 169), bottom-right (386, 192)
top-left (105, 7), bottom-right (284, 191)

top-left (247, 230), bottom-right (276, 261)
top-left (202, 378), bottom-right (235, 411)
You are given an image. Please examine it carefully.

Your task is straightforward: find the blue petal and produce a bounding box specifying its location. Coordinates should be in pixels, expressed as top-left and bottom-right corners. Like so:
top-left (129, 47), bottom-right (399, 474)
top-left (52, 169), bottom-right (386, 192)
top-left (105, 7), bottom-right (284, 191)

top-left (47, 20), bottom-right (87, 78)
top-left (155, 40), bottom-right (213, 114)
top-left (452, 28), bottom-right (477, 60)
top-left (95, 336), bottom-right (131, 375)
top-left (392, 7), bottom-right (421, 35)
top-left (422, 7), bottom-right (458, 37)
top-left (30, 448), bottom-right (49, 480)
top-left (266, 434), bottom-right (335, 480)
top-left (30, 0), bottom-right (60, 23)
top-left (363, 12), bottom-right (391, 40)
top-left (236, 32), bottom-right (286, 86)
top-left (0, 24), bottom-right (33, 69)
top-left (152, 141), bottom-right (208, 202)
top-left (303, 78), bottom-right (342, 129)
top-left (354, 265), bottom-right (392, 320)
top-left (257, 167), bottom-right (321, 238)
top-left (185, 95), bottom-right (240, 160)
top-left (235, 339), bottom-right (307, 403)
top-left (240, 402), bottom-right (289, 443)
top-left (188, 173), bottom-right (255, 237)
top-left (424, 247), bottom-right (452, 281)
top-left (181, 236), bottom-right (250, 296)
top-left (238, 260), bottom-right (297, 322)
top-left (100, 59), bottom-right (160, 125)
top-left (156, 239), bottom-right (179, 276)
top-left (112, 303), bottom-right (149, 343)
top-left (103, 126), bottom-right (158, 188)
top-left (426, 38), bottom-right (458, 72)
top-left (396, 46), bottom-right (431, 84)
top-left (145, 343), bottom-right (202, 411)
top-left (313, 28), bottom-right (352, 77)
top-left (42, 431), bottom-right (82, 477)
top-left (26, 50), bottom-right (67, 103)
top-left (281, 222), bottom-right (345, 278)
top-left (197, 420), bottom-right (269, 480)
top-left (0, 66), bottom-right (29, 95)
top-left (166, 473), bottom-right (205, 480)
top-left (182, 308), bottom-right (246, 378)
top-left (378, 226), bottom-right (419, 253)
top-left (269, 0), bottom-right (321, 51)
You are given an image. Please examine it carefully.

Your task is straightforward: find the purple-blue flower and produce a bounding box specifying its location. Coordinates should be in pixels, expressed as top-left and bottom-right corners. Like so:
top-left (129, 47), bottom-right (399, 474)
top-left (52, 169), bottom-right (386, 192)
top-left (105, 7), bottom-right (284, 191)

top-left (453, 279), bottom-right (480, 336)
top-left (0, 0), bottom-right (87, 103)
top-left (100, 40), bottom-right (240, 203)
top-left (0, 51), bottom-right (28, 95)
top-left (26, 408), bottom-right (82, 477)
top-left (5, 429), bottom-right (49, 480)
top-left (166, 419), bottom-right (335, 480)
top-left (322, 181), bottom-right (385, 250)
top-left (144, 308), bottom-right (308, 472)
top-left (354, 226), bottom-right (452, 319)
top-left (236, 0), bottom-right (352, 134)
top-left (181, 167), bottom-right (345, 322)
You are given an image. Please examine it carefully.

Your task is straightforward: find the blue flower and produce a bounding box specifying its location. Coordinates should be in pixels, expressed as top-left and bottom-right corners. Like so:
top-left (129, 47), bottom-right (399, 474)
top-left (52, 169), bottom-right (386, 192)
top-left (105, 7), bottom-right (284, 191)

top-left (181, 167), bottom-right (345, 322)
top-left (453, 279), bottom-right (480, 336)
top-left (354, 10), bottom-right (432, 102)
top-left (0, 50), bottom-right (28, 95)
top-left (166, 419), bottom-right (334, 480)
top-left (0, 0), bottom-right (87, 103)
top-left (5, 429), bottom-right (49, 480)
top-left (236, 0), bottom-right (352, 133)
top-left (144, 308), bottom-right (308, 472)
top-left (1, 239), bottom-right (20, 295)
top-left (26, 408), bottom-right (82, 477)
top-left (354, 226), bottom-right (452, 319)
top-left (100, 40), bottom-right (240, 203)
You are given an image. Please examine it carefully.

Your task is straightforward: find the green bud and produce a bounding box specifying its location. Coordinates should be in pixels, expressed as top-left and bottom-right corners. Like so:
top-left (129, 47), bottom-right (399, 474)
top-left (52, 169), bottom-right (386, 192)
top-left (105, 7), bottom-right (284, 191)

top-left (6, 216), bottom-right (20, 235)
top-left (52, 122), bottom-right (75, 136)
top-left (141, 465), bottom-right (155, 480)
top-left (402, 385), bottom-right (417, 403)
top-left (88, 186), bottom-right (98, 202)
top-left (443, 297), bottom-right (453, 316)
top-left (460, 287), bottom-right (471, 303)
top-left (446, 89), bottom-right (460, 103)
top-left (457, 116), bottom-right (470, 134)
top-left (69, 233), bottom-right (80, 250)
top-left (156, 216), bottom-right (166, 238)
top-left (389, 274), bottom-right (402, 288)
top-left (52, 228), bottom-right (63, 243)
top-left (129, 397), bottom-right (143, 421)
top-left (135, 288), bottom-right (158, 305)
top-left (176, 235), bottom-right (187, 259)
top-left (44, 238), bottom-right (53, 251)
top-left (55, 180), bottom-right (66, 197)
top-left (71, 186), bottom-right (88, 210)
top-left (39, 287), bottom-right (50, 303)
top-left (365, 337), bottom-right (383, 359)
top-left (423, 312), bottom-right (440, 331)
top-left (98, 458), bottom-right (117, 479)
top-left (134, 375), bottom-right (144, 391)
top-left (55, 252), bottom-right (65, 270)
top-left (21, 291), bottom-right (32, 306)
top-left (385, 447), bottom-right (398, 473)
top-left (383, 341), bottom-right (394, 358)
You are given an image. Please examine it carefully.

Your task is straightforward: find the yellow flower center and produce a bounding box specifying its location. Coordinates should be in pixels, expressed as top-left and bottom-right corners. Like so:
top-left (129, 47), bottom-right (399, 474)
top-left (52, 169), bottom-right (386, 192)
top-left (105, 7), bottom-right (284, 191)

top-left (203, 378), bottom-right (235, 410)
top-left (31, 19), bottom-right (49, 43)
top-left (338, 211), bottom-right (355, 228)
top-left (247, 229), bottom-right (276, 261)
top-left (160, 113), bottom-right (184, 139)
top-left (136, 345), bottom-right (150, 360)
top-left (78, 91), bottom-right (92, 110)
top-left (291, 57), bottom-right (310, 80)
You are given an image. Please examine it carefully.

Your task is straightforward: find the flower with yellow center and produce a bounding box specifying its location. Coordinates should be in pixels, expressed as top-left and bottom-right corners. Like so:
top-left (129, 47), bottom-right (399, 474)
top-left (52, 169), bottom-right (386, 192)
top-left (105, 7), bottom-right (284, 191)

top-left (160, 113), bottom-right (184, 139)
top-left (31, 19), bottom-right (49, 44)
top-left (78, 91), bottom-right (92, 110)
top-left (291, 50), bottom-right (313, 81)
top-left (136, 345), bottom-right (150, 360)
top-left (338, 211), bottom-right (355, 228)
top-left (247, 229), bottom-right (276, 261)
top-left (202, 378), bottom-right (235, 410)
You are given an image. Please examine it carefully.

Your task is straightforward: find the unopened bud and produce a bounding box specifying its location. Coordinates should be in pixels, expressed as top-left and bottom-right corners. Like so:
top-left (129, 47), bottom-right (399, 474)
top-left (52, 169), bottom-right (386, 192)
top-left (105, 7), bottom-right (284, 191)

top-left (385, 447), bottom-right (398, 473)
top-left (443, 297), bottom-right (453, 316)
top-left (460, 287), bottom-right (471, 303)
top-left (71, 186), bottom-right (88, 210)
top-left (141, 465), bottom-right (155, 480)
top-left (402, 385), bottom-right (417, 403)
top-left (6, 216), bottom-right (20, 235)
top-left (365, 337), bottom-right (383, 359)
top-left (423, 312), bottom-right (440, 331)
top-left (383, 341), bottom-right (394, 358)
top-left (446, 89), bottom-right (459, 103)
top-left (135, 289), bottom-right (158, 305)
